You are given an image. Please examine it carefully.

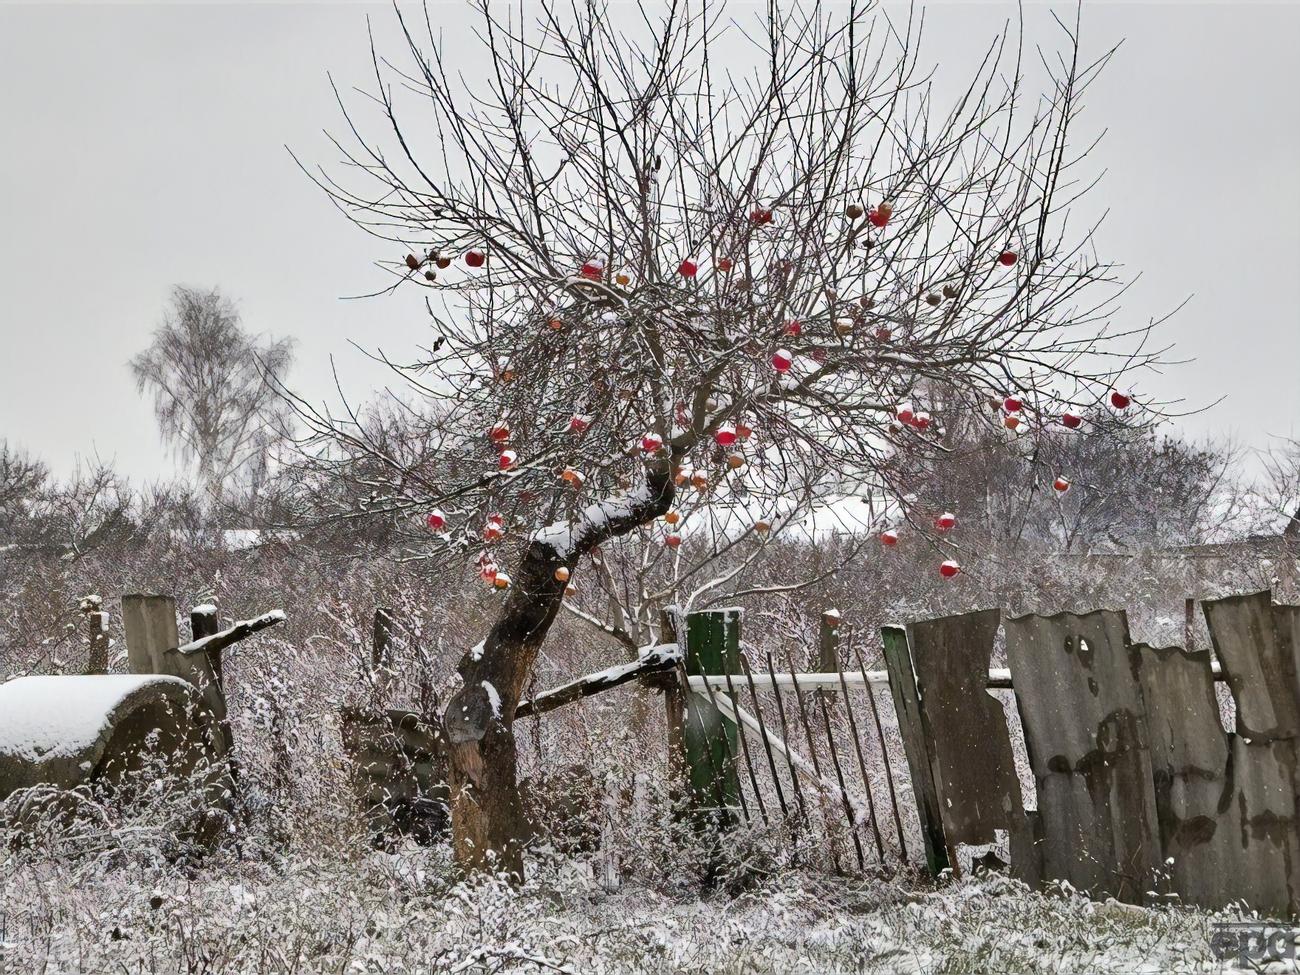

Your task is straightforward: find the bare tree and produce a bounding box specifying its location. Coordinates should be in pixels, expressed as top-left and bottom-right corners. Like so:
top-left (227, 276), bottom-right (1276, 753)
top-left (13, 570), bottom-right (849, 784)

top-left (882, 398), bottom-right (1246, 552)
top-left (130, 286), bottom-right (295, 504)
top-left (297, 0), bottom-right (1169, 875)
top-left (0, 441), bottom-right (48, 530)
top-left (1257, 437), bottom-right (1300, 537)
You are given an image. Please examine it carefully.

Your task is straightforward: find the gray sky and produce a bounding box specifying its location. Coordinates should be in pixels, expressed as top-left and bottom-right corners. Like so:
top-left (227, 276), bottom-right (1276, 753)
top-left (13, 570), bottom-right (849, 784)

top-left (1, 1), bottom-right (1298, 483)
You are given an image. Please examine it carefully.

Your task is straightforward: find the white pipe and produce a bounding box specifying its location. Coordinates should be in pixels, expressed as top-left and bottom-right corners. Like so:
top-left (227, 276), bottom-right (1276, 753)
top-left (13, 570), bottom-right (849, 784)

top-left (688, 669), bottom-right (1012, 691)
top-left (690, 660), bottom-right (1222, 693)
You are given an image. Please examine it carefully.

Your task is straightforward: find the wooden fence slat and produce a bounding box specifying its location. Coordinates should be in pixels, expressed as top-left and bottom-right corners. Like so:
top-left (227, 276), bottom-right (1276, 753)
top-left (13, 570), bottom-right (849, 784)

top-left (880, 625), bottom-right (950, 876)
top-left (907, 610), bottom-right (1022, 849)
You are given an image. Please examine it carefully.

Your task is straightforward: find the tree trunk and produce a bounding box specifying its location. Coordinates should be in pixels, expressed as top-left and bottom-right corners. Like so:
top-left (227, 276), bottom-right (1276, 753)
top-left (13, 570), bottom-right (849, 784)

top-left (440, 461), bottom-right (675, 878)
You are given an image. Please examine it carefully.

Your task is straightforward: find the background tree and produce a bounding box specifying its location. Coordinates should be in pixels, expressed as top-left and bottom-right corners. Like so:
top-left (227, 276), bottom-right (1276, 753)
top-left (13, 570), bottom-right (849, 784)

top-left (299, 0), bottom-right (1168, 876)
top-left (1257, 436), bottom-right (1300, 537)
top-left (883, 394), bottom-right (1245, 552)
top-left (130, 286), bottom-right (295, 505)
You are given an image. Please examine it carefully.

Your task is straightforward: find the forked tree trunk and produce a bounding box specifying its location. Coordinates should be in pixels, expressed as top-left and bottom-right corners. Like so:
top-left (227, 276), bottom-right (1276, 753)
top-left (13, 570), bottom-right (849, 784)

top-left (440, 461), bottom-right (675, 877)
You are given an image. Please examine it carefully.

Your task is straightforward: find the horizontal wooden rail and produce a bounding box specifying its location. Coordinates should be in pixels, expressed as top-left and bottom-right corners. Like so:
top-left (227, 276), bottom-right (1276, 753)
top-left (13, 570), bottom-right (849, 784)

top-left (689, 660), bottom-right (1223, 693)
top-left (516, 651), bottom-right (1228, 721)
top-left (175, 609), bottom-right (285, 657)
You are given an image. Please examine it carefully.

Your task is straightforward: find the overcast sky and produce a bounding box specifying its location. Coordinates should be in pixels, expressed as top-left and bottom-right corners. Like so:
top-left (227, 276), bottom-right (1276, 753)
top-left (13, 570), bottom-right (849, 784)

top-left (1, 1), bottom-right (1297, 483)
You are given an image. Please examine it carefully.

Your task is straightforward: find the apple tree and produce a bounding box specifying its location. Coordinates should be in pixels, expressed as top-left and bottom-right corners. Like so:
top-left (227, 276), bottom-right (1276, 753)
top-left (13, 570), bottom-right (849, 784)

top-left (294, 0), bottom-right (1162, 875)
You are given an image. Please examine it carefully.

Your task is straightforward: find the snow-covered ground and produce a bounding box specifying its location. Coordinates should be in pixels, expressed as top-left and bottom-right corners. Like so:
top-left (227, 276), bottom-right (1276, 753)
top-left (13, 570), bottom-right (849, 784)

top-left (0, 842), bottom-right (1261, 974)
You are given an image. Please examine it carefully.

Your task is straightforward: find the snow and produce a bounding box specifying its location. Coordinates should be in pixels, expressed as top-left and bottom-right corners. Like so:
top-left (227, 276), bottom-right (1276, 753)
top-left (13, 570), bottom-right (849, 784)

top-left (470, 641), bottom-right (486, 662)
top-left (482, 680), bottom-right (502, 718)
top-left (0, 674), bottom-right (191, 762)
top-left (532, 481), bottom-right (659, 557)
top-left (219, 529), bottom-right (300, 551)
top-left (0, 850), bottom-right (1229, 973)
top-left (222, 529), bottom-right (264, 551)
top-left (582, 644), bottom-right (680, 688)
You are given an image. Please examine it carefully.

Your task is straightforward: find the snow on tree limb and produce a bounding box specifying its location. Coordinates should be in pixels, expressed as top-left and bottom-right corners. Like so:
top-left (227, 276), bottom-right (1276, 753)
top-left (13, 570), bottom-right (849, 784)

top-left (175, 610), bottom-right (285, 658)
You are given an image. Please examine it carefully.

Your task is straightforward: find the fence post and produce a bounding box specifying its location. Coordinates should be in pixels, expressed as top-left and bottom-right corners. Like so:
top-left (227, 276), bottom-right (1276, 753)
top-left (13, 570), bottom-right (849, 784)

top-left (881, 624), bottom-right (951, 876)
top-left (372, 607), bottom-right (396, 712)
top-left (191, 604), bottom-right (222, 689)
top-left (683, 609), bottom-right (741, 824)
top-left (659, 609), bottom-right (688, 803)
top-left (817, 610), bottom-right (841, 705)
top-left (190, 604), bottom-right (235, 757)
top-left (373, 608), bottom-right (395, 671)
top-left (86, 610), bottom-right (109, 675)
top-left (122, 594), bottom-right (229, 759)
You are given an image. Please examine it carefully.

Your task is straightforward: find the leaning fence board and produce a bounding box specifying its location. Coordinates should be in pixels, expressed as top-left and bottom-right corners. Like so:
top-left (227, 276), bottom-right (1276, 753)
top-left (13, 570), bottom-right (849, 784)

top-left (908, 610), bottom-right (1023, 848)
top-left (694, 689), bottom-right (874, 833)
top-left (881, 625), bottom-right (950, 876)
top-left (1202, 590), bottom-right (1300, 740)
top-left (1005, 610), bottom-right (1161, 904)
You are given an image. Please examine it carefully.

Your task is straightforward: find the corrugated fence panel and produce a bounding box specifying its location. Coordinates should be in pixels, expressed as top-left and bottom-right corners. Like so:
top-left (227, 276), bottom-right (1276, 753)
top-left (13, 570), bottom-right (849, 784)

top-left (1004, 610), bottom-right (1161, 904)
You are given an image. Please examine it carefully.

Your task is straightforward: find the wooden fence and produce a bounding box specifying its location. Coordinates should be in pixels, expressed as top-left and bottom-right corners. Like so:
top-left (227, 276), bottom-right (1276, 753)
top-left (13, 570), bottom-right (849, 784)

top-left (652, 590), bottom-right (1300, 917)
top-left (35, 589), bottom-right (1296, 916)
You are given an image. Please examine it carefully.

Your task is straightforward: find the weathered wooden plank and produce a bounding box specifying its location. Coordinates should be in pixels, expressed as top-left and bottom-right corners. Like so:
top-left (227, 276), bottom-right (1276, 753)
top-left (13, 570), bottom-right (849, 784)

top-left (881, 625), bottom-right (949, 876)
top-left (688, 669), bottom-right (1015, 690)
top-left (1226, 736), bottom-right (1300, 915)
top-left (907, 610), bottom-right (1022, 848)
top-left (1005, 610), bottom-right (1160, 903)
top-left (1155, 590), bottom-right (1300, 915)
top-left (1136, 645), bottom-right (1244, 908)
top-left (1203, 591), bottom-right (1300, 740)
top-left (174, 610), bottom-right (284, 659)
